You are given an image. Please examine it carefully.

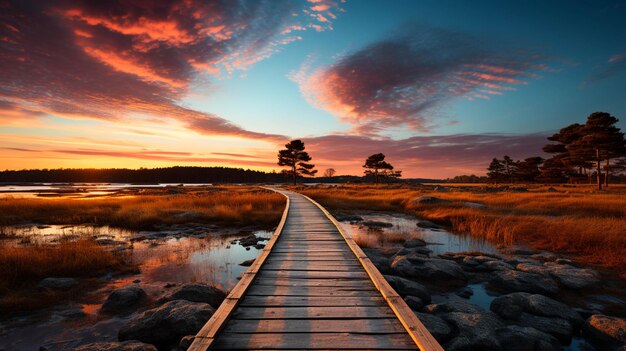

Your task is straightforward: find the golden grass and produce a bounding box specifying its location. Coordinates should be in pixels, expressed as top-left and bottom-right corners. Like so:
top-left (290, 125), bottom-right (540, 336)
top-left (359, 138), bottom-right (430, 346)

top-left (298, 184), bottom-right (626, 278)
top-left (0, 186), bottom-right (285, 229)
top-left (0, 238), bottom-right (136, 313)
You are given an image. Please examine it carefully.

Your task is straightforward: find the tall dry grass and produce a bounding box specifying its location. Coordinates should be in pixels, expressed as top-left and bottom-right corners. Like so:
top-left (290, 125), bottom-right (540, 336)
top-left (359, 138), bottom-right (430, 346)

top-left (0, 186), bottom-right (285, 229)
top-left (299, 184), bottom-right (626, 278)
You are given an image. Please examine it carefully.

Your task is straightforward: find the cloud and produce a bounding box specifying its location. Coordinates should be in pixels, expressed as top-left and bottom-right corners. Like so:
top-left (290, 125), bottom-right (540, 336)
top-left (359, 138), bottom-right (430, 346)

top-left (292, 24), bottom-right (550, 134)
top-left (0, 0), bottom-right (343, 141)
top-left (586, 52), bottom-right (626, 83)
top-left (303, 132), bottom-right (549, 178)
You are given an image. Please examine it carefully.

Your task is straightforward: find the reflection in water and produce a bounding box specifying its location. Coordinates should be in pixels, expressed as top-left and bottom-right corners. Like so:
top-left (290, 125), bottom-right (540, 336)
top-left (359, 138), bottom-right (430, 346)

top-left (0, 183), bottom-right (213, 198)
top-left (0, 225), bottom-right (270, 350)
top-left (340, 213), bottom-right (498, 255)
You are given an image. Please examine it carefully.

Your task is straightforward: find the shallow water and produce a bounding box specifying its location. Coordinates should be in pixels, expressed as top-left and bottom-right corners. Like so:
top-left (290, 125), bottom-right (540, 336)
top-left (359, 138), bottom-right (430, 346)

top-left (0, 225), bottom-right (270, 350)
top-left (340, 213), bottom-right (498, 255)
top-left (0, 183), bottom-right (212, 198)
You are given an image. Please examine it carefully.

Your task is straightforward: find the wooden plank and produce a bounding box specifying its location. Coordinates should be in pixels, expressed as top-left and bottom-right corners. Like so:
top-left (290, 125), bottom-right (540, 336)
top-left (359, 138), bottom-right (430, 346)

top-left (239, 295), bottom-right (386, 307)
top-left (246, 286), bottom-right (379, 297)
top-left (221, 318), bottom-right (406, 333)
top-left (256, 270), bottom-right (369, 279)
top-left (251, 278), bottom-right (372, 287)
top-left (232, 306), bottom-right (396, 319)
top-left (263, 261), bottom-right (362, 271)
top-left (211, 333), bottom-right (416, 350)
top-left (301, 194), bottom-right (443, 351)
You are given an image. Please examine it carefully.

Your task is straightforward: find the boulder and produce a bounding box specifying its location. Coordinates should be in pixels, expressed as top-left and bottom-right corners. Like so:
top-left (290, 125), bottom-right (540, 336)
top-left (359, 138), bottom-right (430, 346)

top-left (583, 314), bottom-right (626, 348)
top-left (118, 300), bottom-right (214, 347)
top-left (489, 270), bottom-right (559, 295)
top-left (178, 335), bottom-right (195, 351)
top-left (239, 259), bottom-right (255, 266)
top-left (517, 262), bottom-right (600, 289)
top-left (361, 220), bottom-right (393, 228)
top-left (424, 298), bottom-right (484, 315)
top-left (391, 255), bottom-right (467, 284)
top-left (72, 341), bottom-right (157, 351)
top-left (159, 283), bottom-right (226, 308)
top-left (490, 292), bottom-right (529, 320)
top-left (238, 234), bottom-right (259, 246)
top-left (383, 275), bottom-right (431, 304)
top-left (415, 312), bottom-right (453, 343)
top-left (494, 325), bottom-right (561, 351)
top-left (518, 313), bottom-right (573, 344)
top-left (403, 239), bottom-right (427, 248)
top-left (443, 311), bottom-right (504, 351)
top-left (364, 249), bottom-right (391, 274)
top-left (404, 295), bottom-right (424, 310)
top-left (456, 287), bottom-right (474, 299)
top-left (38, 277), bottom-right (78, 290)
top-left (478, 260), bottom-right (514, 272)
top-left (101, 286), bottom-right (146, 314)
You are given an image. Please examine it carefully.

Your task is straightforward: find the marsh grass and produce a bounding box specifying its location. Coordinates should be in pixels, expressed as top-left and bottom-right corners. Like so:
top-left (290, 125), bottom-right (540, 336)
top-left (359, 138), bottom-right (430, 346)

top-left (0, 186), bottom-right (285, 229)
top-left (299, 184), bottom-right (626, 278)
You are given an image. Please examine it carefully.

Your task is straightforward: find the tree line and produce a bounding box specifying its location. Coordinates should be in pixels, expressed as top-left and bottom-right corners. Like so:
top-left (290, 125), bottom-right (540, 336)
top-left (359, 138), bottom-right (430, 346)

top-left (277, 140), bottom-right (401, 184)
top-left (486, 112), bottom-right (626, 189)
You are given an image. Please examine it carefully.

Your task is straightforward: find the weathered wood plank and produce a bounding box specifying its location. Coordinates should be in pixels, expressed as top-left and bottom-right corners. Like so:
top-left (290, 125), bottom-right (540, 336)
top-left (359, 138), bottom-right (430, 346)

top-left (256, 270), bottom-right (369, 279)
top-left (211, 333), bottom-right (416, 350)
top-left (245, 285), bottom-right (379, 297)
top-left (232, 306), bottom-right (396, 319)
top-left (239, 295), bottom-right (386, 307)
top-left (221, 318), bottom-right (406, 334)
top-left (250, 278), bottom-right (373, 287)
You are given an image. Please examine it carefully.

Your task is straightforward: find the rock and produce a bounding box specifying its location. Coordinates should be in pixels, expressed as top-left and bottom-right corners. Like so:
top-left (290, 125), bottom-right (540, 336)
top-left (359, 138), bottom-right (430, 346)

top-left (546, 187), bottom-right (558, 192)
top-left (361, 220), bottom-right (393, 228)
top-left (383, 275), bottom-right (431, 304)
top-left (494, 325), bottom-right (561, 351)
top-left (583, 315), bottom-right (626, 347)
top-left (391, 255), bottom-right (467, 284)
top-left (529, 253), bottom-right (558, 262)
top-left (490, 293), bottom-right (529, 320)
top-left (160, 283), bottom-right (226, 308)
top-left (477, 260), bottom-right (514, 272)
top-left (424, 298), bottom-right (484, 315)
top-left (239, 259), bottom-right (255, 266)
top-left (443, 312), bottom-right (504, 351)
top-left (335, 213), bottom-right (363, 222)
top-left (464, 202), bottom-right (486, 209)
top-left (364, 249), bottom-right (391, 274)
top-left (238, 234), bottom-right (258, 246)
top-left (254, 243), bottom-right (265, 250)
top-left (173, 211), bottom-right (202, 220)
top-left (517, 262), bottom-right (600, 290)
top-left (518, 313), bottom-right (573, 344)
top-left (403, 239), bottom-right (427, 248)
top-left (456, 287), bottom-right (474, 299)
top-left (500, 247), bottom-right (541, 255)
top-left (37, 277), bottom-right (78, 290)
top-left (179, 335), bottom-right (195, 351)
top-left (118, 300), bottom-right (214, 347)
top-left (417, 220), bottom-right (442, 229)
top-left (412, 196), bottom-right (449, 204)
top-left (404, 295), bottom-right (424, 310)
top-left (101, 286), bottom-right (146, 314)
top-left (489, 270), bottom-right (559, 295)
top-left (72, 341), bottom-right (157, 351)
top-left (415, 312), bottom-right (453, 343)
top-left (524, 294), bottom-right (584, 327)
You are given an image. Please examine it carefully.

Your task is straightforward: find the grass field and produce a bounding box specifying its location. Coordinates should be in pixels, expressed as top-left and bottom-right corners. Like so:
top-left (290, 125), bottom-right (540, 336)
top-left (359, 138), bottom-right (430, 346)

top-left (297, 184), bottom-right (626, 278)
top-left (0, 186), bottom-right (285, 230)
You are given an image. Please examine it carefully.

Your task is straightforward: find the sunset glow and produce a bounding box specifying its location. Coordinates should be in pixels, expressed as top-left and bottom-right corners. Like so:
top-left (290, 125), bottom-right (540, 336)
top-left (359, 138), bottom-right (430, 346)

top-left (1, 0), bottom-right (625, 178)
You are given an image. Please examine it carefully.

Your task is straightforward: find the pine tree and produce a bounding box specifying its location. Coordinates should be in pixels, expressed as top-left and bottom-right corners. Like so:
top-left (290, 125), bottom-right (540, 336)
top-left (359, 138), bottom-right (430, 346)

top-left (363, 153), bottom-right (396, 184)
top-left (487, 158), bottom-right (505, 184)
top-left (277, 140), bottom-right (317, 185)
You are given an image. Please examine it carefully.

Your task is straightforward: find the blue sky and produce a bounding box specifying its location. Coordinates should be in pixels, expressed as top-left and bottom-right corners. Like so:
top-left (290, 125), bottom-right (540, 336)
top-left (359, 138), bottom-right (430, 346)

top-left (1, 0), bottom-right (625, 177)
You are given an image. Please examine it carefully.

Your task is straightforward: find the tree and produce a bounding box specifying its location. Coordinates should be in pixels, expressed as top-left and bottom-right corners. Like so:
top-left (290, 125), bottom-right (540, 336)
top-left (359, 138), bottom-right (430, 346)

top-left (502, 155), bottom-right (518, 183)
top-left (538, 157), bottom-right (570, 183)
top-left (569, 112), bottom-right (625, 190)
top-left (323, 168), bottom-right (336, 178)
top-left (277, 140), bottom-right (317, 185)
top-left (363, 153), bottom-right (396, 183)
top-left (515, 157), bottom-right (544, 183)
top-left (486, 158), bottom-right (505, 184)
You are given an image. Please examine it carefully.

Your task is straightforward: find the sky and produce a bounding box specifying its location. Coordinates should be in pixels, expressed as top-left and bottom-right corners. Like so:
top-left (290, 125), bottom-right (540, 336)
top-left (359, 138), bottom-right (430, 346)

top-left (1, 0), bottom-right (625, 178)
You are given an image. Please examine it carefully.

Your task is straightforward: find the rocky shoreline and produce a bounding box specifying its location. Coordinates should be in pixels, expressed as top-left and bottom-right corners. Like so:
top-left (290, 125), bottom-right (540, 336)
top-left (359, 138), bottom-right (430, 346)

top-left (352, 214), bottom-right (626, 351)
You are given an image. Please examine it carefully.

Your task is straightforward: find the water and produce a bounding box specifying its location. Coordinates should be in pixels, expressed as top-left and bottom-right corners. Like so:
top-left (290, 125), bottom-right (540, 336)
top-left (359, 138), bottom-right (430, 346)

top-left (340, 213), bottom-right (498, 255)
top-left (0, 225), bottom-right (270, 350)
top-left (0, 183), bottom-right (213, 198)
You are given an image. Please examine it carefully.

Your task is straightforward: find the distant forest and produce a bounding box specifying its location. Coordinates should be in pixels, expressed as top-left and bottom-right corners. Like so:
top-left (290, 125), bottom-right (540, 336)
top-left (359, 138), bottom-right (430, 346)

top-left (0, 166), bottom-right (438, 184)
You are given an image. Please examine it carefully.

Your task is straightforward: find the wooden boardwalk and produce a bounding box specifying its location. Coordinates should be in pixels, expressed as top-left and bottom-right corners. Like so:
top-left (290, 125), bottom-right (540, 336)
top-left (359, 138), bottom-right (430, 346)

top-left (189, 189), bottom-right (442, 351)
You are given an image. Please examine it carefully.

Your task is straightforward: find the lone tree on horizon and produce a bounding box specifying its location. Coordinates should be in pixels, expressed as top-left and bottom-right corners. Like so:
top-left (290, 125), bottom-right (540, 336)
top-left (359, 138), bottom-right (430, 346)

top-left (363, 153), bottom-right (401, 183)
top-left (277, 139), bottom-right (317, 185)
top-left (323, 168), bottom-right (336, 178)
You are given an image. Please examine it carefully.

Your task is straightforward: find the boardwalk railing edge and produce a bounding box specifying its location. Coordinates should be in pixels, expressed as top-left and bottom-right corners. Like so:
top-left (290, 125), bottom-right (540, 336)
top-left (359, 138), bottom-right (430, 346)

top-left (188, 189), bottom-right (290, 351)
top-left (300, 192), bottom-right (445, 351)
